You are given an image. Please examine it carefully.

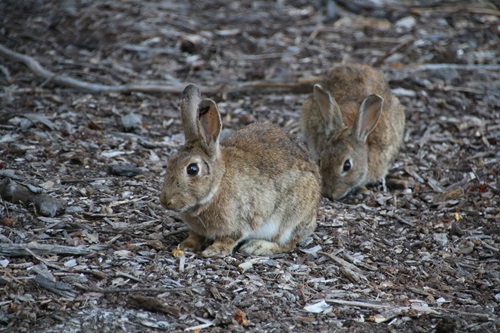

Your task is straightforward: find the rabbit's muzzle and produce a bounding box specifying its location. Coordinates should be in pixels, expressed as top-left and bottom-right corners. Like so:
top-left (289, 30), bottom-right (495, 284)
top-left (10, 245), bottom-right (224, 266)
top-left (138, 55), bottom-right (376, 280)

top-left (160, 191), bottom-right (174, 210)
top-left (160, 189), bottom-right (190, 212)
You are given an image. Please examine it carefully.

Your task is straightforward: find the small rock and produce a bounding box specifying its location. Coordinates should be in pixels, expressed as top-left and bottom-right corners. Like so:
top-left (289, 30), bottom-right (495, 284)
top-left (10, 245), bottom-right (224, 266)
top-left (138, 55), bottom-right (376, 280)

top-left (433, 233), bottom-right (449, 247)
top-left (0, 259), bottom-right (9, 268)
top-left (121, 112), bottom-right (143, 133)
top-left (458, 240), bottom-right (474, 255)
top-left (64, 259), bottom-right (78, 268)
top-left (395, 16), bottom-right (416, 31)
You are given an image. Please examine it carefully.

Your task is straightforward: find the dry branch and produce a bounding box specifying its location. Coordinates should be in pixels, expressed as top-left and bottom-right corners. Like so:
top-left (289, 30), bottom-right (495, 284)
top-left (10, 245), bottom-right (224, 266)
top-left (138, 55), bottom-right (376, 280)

top-left (410, 6), bottom-right (500, 17)
top-left (34, 275), bottom-right (76, 299)
top-left (74, 284), bottom-right (193, 294)
top-left (372, 36), bottom-right (415, 67)
top-left (0, 243), bottom-right (106, 257)
top-left (326, 298), bottom-right (391, 309)
top-left (127, 295), bottom-right (180, 317)
top-left (0, 44), bottom-right (321, 95)
top-left (318, 251), bottom-right (369, 282)
top-left (4, 44), bottom-right (497, 97)
top-left (411, 64), bottom-right (500, 71)
top-left (0, 177), bottom-right (66, 217)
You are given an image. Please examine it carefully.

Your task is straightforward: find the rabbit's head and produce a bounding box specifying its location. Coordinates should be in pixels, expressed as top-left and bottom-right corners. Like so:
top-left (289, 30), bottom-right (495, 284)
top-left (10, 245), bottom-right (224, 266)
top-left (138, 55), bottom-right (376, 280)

top-left (313, 84), bottom-right (384, 200)
top-left (160, 84), bottom-right (224, 213)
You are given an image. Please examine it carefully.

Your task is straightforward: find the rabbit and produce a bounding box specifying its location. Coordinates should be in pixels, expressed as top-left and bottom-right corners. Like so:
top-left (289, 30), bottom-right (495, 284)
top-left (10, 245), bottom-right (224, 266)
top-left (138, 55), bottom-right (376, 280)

top-left (160, 84), bottom-right (321, 257)
top-left (300, 63), bottom-right (405, 200)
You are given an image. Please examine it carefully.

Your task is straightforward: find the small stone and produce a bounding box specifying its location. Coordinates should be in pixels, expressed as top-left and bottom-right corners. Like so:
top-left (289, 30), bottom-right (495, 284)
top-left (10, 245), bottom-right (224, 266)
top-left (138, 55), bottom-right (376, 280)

top-left (433, 233), bottom-right (448, 247)
top-left (121, 112), bottom-right (143, 132)
top-left (64, 259), bottom-right (78, 268)
top-left (395, 16), bottom-right (416, 31)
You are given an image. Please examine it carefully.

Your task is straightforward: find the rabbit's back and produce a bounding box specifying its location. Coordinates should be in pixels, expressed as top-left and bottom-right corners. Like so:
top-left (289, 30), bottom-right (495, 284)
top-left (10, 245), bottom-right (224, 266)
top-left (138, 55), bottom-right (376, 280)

top-left (222, 122), bottom-right (318, 177)
top-left (323, 64), bottom-right (393, 125)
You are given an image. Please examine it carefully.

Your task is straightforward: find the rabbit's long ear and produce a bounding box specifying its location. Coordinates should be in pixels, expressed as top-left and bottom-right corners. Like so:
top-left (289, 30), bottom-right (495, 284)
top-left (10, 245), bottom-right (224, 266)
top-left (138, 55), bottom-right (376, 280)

top-left (313, 84), bottom-right (342, 135)
top-left (181, 84), bottom-right (202, 142)
top-left (353, 94), bottom-right (383, 143)
top-left (198, 98), bottom-right (222, 156)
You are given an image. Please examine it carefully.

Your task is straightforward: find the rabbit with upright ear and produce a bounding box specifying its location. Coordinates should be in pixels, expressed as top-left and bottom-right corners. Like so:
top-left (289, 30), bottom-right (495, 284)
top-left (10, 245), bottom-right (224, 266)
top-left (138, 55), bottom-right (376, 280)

top-left (300, 63), bottom-right (405, 200)
top-left (160, 84), bottom-right (320, 257)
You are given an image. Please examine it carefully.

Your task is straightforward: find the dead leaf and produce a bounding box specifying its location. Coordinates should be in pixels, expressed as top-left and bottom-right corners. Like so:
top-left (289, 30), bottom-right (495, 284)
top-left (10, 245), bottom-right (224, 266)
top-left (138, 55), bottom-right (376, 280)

top-left (233, 309), bottom-right (248, 326)
top-left (172, 247), bottom-right (184, 257)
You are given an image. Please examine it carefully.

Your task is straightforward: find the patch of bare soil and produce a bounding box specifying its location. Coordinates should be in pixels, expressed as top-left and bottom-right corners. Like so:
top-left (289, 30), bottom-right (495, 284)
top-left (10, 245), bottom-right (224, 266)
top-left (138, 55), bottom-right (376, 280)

top-left (0, 0), bottom-right (498, 332)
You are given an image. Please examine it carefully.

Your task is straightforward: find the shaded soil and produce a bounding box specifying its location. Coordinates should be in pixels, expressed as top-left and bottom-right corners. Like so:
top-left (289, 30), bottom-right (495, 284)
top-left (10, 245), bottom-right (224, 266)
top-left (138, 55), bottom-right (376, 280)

top-left (0, 0), bottom-right (498, 332)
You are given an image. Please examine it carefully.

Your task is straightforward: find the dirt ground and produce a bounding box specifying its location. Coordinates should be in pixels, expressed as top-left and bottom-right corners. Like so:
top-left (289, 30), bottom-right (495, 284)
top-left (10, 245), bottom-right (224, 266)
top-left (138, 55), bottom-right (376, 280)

top-left (0, 0), bottom-right (499, 332)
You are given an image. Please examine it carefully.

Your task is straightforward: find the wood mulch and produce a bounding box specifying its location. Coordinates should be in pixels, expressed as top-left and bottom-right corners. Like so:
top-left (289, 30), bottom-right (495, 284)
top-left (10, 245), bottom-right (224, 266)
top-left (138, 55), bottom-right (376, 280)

top-left (0, 1), bottom-right (498, 332)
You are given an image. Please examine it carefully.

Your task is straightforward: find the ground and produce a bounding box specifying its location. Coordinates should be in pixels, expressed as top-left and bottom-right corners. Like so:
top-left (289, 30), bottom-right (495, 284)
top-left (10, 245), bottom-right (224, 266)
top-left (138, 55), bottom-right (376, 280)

top-left (0, 0), bottom-right (499, 332)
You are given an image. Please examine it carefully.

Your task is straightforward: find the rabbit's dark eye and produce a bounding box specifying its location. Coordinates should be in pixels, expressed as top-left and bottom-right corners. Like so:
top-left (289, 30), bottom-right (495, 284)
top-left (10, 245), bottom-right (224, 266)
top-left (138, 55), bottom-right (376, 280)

top-left (186, 163), bottom-right (199, 176)
top-left (342, 159), bottom-right (352, 172)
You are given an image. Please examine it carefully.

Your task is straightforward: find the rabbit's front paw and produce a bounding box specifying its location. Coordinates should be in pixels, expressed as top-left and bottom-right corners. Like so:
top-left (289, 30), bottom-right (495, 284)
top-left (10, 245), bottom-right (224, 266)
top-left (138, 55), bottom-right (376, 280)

top-left (201, 237), bottom-right (236, 257)
top-left (180, 233), bottom-right (204, 252)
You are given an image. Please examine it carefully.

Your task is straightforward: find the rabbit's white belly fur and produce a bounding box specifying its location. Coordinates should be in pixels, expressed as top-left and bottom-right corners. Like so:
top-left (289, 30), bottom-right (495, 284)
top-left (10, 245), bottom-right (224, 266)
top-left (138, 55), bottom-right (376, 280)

top-left (243, 217), bottom-right (293, 244)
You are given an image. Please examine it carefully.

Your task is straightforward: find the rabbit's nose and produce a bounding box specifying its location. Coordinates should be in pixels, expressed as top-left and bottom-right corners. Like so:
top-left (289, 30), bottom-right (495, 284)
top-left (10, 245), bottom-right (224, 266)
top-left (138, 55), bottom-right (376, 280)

top-left (160, 193), bottom-right (171, 208)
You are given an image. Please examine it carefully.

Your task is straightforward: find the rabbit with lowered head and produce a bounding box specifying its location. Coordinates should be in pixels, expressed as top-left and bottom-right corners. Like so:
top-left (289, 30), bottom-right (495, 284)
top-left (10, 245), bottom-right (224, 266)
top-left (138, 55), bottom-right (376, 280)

top-left (300, 63), bottom-right (405, 200)
top-left (160, 84), bottom-right (320, 257)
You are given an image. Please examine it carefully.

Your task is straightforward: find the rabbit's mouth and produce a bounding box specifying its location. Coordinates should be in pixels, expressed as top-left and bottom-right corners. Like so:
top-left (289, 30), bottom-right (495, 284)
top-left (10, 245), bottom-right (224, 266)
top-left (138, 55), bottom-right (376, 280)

top-left (322, 185), bottom-right (351, 201)
top-left (160, 193), bottom-right (187, 212)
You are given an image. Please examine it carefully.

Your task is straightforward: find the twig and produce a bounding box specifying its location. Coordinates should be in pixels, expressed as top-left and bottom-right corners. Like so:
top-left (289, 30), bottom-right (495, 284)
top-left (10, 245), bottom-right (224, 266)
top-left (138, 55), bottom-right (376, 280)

top-left (61, 177), bottom-right (105, 184)
top-left (127, 295), bottom-right (180, 317)
top-left (393, 215), bottom-right (415, 227)
top-left (441, 308), bottom-right (496, 321)
top-left (411, 63), bottom-right (500, 72)
top-left (326, 298), bottom-right (391, 309)
top-left (116, 271), bottom-right (143, 283)
top-left (25, 248), bottom-right (65, 271)
top-left (410, 6), bottom-right (500, 17)
top-left (0, 44), bottom-right (321, 95)
top-left (0, 64), bottom-right (12, 82)
top-left (318, 251), bottom-right (369, 283)
top-left (372, 36), bottom-right (415, 67)
top-left (481, 240), bottom-right (499, 252)
top-left (0, 44), bottom-right (134, 93)
top-left (34, 275), bottom-right (76, 299)
top-left (318, 251), bottom-right (364, 273)
top-left (184, 317), bottom-right (214, 331)
top-left (122, 44), bottom-right (180, 55)
top-left (74, 284), bottom-right (193, 294)
top-left (163, 228), bottom-right (190, 238)
top-left (0, 243), bottom-right (106, 257)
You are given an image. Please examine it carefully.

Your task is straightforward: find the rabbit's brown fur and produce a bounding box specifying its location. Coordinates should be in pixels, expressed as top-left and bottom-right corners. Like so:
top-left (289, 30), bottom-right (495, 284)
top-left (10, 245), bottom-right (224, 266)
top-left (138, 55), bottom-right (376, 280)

top-left (300, 64), bottom-right (405, 200)
top-left (161, 84), bottom-right (320, 257)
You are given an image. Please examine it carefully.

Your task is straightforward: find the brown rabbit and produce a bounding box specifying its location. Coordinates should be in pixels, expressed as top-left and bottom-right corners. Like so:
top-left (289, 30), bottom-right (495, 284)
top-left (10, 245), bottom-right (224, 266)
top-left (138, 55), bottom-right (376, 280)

top-left (160, 84), bottom-right (320, 257)
top-left (300, 63), bottom-right (405, 200)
